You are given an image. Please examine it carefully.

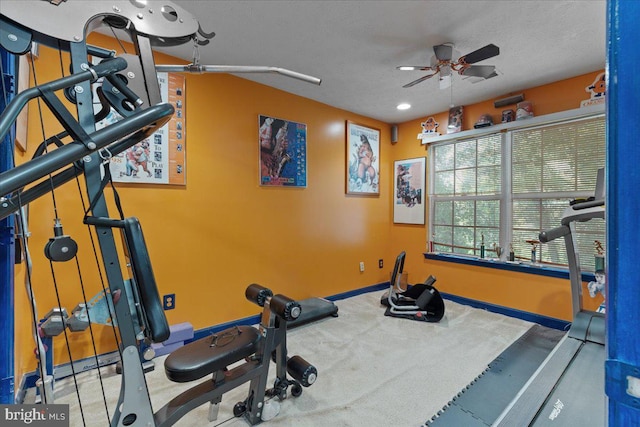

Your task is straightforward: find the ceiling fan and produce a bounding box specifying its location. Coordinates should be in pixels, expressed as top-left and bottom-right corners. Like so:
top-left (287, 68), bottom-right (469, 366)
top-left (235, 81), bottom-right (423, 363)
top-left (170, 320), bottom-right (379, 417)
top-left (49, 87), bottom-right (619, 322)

top-left (397, 43), bottom-right (500, 89)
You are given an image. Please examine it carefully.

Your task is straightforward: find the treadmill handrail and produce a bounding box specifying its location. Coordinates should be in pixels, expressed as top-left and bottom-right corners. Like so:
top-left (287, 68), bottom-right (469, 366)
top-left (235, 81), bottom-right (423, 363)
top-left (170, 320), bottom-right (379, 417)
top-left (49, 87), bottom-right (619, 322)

top-left (571, 198), bottom-right (604, 210)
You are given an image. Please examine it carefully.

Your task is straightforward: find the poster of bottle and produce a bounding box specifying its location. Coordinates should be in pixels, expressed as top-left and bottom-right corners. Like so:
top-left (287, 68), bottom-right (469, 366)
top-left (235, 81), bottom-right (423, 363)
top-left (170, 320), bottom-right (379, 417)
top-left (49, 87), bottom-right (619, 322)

top-left (259, 115), bottom-right (307, 187)
top-left (96, 72), bottom-right (186, 185)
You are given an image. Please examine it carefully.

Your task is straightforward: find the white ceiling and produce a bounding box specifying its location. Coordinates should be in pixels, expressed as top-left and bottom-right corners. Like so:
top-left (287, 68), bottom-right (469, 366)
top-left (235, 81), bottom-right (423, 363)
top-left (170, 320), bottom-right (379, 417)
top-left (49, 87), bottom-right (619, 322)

top-left (158, 0), bottom-right (606, 124)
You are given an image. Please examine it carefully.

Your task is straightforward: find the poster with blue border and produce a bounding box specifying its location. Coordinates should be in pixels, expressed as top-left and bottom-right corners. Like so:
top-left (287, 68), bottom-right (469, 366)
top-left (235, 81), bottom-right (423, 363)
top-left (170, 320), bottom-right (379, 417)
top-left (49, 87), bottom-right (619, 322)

top-left (259, 115), bottom-right (307, 187)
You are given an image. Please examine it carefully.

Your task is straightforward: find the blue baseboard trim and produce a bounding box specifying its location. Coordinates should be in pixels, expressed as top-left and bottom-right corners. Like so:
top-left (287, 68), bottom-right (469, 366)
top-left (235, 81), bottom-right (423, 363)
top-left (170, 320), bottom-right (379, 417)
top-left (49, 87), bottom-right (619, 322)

top-left (191, 281), bottom-right (568, 340)
top-left (325, 282), bottom-right (388, 301)
top-left (440, 292), bottom-right (570, 331)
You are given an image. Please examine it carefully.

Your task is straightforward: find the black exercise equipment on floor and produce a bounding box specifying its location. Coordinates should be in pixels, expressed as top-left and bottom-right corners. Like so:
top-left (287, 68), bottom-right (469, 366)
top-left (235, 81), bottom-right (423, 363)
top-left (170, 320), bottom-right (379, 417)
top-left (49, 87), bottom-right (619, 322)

top-left (163, 283), bottom-right (317, 425)
top-left (288, 297), bottom-right (339, 328)
top-left (380, 251), bottom-right (445, 322)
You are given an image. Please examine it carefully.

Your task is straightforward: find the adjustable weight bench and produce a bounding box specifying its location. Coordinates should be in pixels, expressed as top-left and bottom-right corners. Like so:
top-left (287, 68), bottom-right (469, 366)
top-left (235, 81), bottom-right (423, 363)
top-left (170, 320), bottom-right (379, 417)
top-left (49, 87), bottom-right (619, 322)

top-left (161, 284), bottom-right (317, 425)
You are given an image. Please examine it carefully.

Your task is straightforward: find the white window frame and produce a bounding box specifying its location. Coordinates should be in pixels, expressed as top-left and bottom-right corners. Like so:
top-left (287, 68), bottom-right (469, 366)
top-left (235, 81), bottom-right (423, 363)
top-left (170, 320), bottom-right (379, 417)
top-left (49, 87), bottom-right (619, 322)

top-left (427, 104), bottom-right (605, 268)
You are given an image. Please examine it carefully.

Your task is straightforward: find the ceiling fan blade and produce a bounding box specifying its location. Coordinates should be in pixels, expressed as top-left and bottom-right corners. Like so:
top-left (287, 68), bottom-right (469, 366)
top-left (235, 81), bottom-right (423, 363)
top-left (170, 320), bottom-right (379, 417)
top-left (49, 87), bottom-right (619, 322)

top-left (460, 44), bottom-right (500, 64)
top-left (433, 44), bottom-right (453, 61)
top-left (461, 65), bottom-right (496, 79)
top-left (485, 71), bottom-right (499, 79)
top-left (402, 73), bottom-right (437, 88)
top-left (396, 65), bottom-right (433, 71)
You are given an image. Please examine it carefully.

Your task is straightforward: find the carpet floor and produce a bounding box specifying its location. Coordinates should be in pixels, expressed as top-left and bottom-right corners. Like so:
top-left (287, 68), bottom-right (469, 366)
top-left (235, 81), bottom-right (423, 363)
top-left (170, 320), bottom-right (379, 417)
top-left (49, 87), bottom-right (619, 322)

top-left (52, 290), bottom-right (534, 426)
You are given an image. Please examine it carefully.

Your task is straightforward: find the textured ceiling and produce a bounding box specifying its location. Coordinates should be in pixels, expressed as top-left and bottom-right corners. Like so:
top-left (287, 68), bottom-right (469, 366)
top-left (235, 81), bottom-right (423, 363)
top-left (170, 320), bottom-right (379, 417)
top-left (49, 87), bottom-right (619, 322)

top-left (156, 0), bottom-right (606, 124)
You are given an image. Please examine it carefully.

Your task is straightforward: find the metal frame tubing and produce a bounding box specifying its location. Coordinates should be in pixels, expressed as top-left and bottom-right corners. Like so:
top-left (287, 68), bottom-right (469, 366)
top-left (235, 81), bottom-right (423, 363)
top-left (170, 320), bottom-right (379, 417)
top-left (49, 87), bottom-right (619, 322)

top-left (0, 47), bottom-right (16, 404)
top-left (606, 0), bottom-right (640, 425)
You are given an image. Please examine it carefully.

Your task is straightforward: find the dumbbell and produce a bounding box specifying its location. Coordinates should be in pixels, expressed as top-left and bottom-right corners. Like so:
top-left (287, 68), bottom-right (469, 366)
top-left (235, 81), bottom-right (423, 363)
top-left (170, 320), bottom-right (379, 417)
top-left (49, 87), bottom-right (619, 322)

top-left (40, 308), bottom-right (68, 337)
top-left (67, 304), bottom-right (90, 332)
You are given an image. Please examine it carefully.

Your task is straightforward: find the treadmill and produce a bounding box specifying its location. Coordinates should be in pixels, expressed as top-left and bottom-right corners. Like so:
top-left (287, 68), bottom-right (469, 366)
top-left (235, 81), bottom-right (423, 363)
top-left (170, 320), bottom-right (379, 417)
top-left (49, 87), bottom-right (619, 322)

top-left (427, 169), bottom-right (606, 427)
top-left (493, 171), bottom-right (606, 426)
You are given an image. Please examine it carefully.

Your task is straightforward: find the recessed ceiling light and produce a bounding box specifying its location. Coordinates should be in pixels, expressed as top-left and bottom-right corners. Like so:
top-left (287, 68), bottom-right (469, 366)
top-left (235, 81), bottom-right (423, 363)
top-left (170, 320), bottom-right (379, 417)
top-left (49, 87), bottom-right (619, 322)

top-left (398, 66), bottom-right (416, 71)
top-left (397, 103), bottom-right (411, 110)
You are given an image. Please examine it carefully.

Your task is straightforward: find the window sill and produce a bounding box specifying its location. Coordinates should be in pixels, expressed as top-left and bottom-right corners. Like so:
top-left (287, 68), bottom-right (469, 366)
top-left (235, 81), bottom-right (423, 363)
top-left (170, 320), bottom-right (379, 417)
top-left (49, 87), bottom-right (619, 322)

top-left (423, 252), bottom-right (596, 282)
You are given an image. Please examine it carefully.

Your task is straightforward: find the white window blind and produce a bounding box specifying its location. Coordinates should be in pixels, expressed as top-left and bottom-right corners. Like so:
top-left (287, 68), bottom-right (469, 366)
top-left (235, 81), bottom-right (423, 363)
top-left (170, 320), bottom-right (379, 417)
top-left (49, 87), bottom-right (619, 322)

top-left (511, 117), bottom-right (605, 269)
top-left (429, 114), bottom-right (606, 272)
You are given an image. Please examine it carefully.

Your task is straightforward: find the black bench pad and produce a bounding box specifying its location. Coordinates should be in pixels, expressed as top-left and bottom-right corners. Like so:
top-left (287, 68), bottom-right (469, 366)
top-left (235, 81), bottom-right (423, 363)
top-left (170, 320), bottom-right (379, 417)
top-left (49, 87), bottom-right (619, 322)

top-left (164, 326), bottom-right (261, 383)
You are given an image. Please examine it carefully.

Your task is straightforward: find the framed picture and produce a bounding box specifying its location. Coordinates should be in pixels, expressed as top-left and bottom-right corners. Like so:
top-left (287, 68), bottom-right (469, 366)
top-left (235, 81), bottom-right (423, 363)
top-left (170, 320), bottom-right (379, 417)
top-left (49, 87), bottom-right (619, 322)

top-left (99, 72), bottom-right (187, 185)
top-left (393, 157), bottom-right (426, 224)
top-left (346, 121), bottom-right (380, 195)
top-left (259, 115), bottom-right (307, 187)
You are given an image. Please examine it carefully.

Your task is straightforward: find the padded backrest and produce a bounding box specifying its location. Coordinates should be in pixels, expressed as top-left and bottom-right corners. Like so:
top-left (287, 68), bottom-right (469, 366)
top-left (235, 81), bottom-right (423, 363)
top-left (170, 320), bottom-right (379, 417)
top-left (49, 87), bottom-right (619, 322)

top-left (121, 217), bottom-right (170, 343)
top-left (390, 251), bottom-right (406, 290)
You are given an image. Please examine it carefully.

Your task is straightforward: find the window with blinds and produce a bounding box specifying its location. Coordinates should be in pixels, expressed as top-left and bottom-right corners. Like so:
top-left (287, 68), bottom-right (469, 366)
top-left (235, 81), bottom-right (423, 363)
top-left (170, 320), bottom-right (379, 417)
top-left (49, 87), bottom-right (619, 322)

top-left (511, 117), bottom-right (606, 270)
top-left (429, 114), bottom-right (606, 272)
top-left (432, 134), bottom-right (501, 256)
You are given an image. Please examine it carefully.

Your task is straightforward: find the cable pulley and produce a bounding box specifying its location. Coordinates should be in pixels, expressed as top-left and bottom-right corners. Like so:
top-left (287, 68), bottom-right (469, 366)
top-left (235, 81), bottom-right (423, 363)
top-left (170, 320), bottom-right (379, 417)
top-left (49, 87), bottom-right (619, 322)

top-left (44, 219), bottom-right (78, 262)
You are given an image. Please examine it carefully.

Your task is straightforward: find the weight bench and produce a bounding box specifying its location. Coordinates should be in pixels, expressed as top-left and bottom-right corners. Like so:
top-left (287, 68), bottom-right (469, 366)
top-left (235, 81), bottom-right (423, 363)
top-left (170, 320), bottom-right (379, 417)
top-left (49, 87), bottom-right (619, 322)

top-left (380, 251), bottom-right (445, 322)
top-left (84, 216), bottom-right (317, 426)
top-left (161, 284), bottom-right (317, 425)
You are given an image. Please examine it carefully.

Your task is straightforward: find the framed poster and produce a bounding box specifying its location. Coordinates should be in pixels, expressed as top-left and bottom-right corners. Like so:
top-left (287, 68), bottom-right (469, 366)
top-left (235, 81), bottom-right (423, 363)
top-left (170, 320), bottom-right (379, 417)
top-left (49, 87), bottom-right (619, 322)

top-left (346, 121), bottom-right (380, 195)
top-left (97, 72), bottom-right (187, 185)
top-left (259, 115), bottom-right (307, 187)
top-left (394, 157), bottom-right (426, 224)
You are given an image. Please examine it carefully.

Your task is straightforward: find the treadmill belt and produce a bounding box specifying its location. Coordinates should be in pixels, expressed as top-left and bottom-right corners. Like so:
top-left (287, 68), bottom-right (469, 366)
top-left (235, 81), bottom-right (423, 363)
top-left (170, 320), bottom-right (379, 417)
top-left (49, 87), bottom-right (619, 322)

top-left (531, 341), bottom-right (605, 426)
top-left (426, 324), bottom-right (565, 426)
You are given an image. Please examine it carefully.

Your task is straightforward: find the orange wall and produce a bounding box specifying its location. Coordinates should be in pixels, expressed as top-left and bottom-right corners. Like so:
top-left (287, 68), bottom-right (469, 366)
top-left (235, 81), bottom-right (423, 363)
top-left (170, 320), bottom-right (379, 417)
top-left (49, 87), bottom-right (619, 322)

top-left (13, 36), bottom-right (394, 373)
top-left (12, 32), bottom-right (604, 376)
top-left (389, 70), bottom-right (605, 319)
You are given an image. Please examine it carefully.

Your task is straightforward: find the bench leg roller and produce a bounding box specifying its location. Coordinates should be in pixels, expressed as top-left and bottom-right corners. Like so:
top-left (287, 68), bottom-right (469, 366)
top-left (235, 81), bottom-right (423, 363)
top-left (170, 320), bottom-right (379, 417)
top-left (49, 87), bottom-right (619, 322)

top-left (245, 284), bottom-right (273, 307)
top-left (287, 355), bottom-right (317, 387)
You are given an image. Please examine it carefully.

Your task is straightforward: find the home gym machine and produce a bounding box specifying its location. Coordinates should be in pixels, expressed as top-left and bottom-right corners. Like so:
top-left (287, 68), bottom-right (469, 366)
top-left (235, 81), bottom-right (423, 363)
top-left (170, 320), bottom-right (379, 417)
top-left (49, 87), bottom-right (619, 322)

top-left (1, 1), bottom-right (321, 425)
top-left (427, 169), bottom-right (605, 426)
top-left (380, 251), bottom-right (445, 322)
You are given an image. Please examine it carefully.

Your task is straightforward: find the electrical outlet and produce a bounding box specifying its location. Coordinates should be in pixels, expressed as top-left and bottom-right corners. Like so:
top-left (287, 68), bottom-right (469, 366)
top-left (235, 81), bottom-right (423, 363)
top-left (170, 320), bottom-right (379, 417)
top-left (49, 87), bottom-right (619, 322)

top-left (163, 294), bottom-right (176, 310)
top-left (359, 261), bottom-right (365, 272)
top-left (379, 259), bottom-right (383, 268)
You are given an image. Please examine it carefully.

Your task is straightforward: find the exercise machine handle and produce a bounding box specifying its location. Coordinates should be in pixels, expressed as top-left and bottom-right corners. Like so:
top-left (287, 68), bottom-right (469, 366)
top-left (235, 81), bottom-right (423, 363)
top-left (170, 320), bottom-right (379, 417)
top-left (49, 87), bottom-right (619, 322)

top-left (270, 295), bottom-right (301, 321)
top-left (539, 225), bottom-right (570, 243)
top-left (245, 284), bottom-right (273, 307)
